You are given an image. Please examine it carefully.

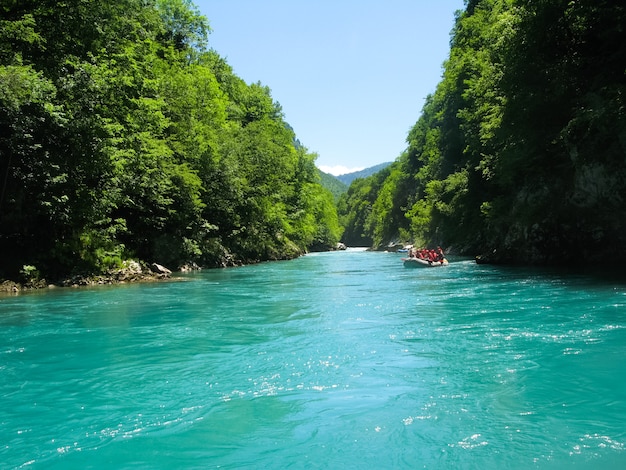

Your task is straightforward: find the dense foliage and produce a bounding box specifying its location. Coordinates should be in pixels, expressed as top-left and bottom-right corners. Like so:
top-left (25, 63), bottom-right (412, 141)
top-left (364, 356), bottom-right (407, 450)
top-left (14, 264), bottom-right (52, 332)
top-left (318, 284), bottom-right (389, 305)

top-left (338, 0), bottom-right (626, 264)
top-left (317, 170), bottom-right (348, 203)
top-left (0, 0), bottom-right (341, 281)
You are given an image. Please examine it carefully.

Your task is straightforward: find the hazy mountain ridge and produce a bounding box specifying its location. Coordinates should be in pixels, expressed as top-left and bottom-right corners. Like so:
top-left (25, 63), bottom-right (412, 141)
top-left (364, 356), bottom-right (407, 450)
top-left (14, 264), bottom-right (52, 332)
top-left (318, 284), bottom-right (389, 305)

top-left (335, 162), bottom-right (392, 185)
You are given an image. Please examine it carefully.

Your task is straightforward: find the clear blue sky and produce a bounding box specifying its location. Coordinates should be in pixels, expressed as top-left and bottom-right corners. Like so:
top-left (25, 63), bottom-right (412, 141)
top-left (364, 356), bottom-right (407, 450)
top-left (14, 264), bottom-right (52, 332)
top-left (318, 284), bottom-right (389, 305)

top-left (194, 1), bottom-right (465, 175)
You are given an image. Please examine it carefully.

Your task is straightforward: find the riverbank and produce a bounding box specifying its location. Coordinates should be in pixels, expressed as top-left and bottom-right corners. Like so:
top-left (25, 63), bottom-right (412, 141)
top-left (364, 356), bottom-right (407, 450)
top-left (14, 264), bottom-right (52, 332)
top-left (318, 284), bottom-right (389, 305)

top-left (0, 260), bottom-right (173, 295)
top-left (0, 244), bottom-right (349, 295)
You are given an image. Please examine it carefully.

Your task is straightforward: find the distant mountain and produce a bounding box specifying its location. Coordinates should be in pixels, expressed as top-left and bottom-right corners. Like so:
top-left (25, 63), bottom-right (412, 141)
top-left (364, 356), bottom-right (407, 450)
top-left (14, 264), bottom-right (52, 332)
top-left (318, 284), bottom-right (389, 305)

top-left (317, 162), bottom-right (393, 201)
top-left (336, 162), bottom-right (393, 186)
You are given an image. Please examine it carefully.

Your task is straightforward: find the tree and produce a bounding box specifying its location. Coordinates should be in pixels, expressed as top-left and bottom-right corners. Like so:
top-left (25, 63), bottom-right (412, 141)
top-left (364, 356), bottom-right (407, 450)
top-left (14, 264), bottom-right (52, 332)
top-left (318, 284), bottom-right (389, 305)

top-left (1, 0), bottom-right (343, 280)
top-left (341, 0), bottom-right (626, 264)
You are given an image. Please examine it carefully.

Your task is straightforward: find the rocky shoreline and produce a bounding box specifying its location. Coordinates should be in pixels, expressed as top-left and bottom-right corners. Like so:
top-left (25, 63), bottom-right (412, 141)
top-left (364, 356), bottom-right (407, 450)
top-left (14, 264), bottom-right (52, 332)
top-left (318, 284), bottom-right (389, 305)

top-left (1, 248), bottom-right (342, 295)
top-left (1, 261), bottom-right (176, 294)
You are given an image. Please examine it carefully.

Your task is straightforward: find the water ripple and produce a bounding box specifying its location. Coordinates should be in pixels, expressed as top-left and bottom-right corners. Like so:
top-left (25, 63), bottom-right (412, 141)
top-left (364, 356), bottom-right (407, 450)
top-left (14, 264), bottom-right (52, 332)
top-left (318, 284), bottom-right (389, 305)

top-left (1, 252), bottom-right (626, 468)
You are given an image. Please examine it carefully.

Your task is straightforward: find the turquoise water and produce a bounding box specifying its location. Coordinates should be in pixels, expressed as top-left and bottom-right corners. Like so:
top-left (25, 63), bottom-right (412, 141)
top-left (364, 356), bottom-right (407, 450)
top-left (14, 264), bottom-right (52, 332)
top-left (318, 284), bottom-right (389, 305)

top-left (1, 249), bottom-right (626, 469)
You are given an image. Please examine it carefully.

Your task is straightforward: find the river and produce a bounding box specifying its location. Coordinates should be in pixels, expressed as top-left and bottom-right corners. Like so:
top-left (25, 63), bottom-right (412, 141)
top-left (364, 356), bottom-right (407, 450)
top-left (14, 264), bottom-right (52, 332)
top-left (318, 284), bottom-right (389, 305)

top-left (1, 249), bottom-right (625, 469)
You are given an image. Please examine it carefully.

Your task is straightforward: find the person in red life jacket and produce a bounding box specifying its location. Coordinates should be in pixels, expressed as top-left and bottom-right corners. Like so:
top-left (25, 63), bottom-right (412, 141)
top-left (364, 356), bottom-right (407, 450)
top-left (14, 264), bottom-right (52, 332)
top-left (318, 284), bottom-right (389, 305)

top-left (434, 247), bottom-right (445, 263)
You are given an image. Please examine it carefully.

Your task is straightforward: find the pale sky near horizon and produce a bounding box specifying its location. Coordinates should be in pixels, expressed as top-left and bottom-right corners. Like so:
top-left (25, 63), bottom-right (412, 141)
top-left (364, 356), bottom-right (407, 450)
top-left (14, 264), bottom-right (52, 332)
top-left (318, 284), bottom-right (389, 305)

top-left (194, 1), bottom-right (465, 175)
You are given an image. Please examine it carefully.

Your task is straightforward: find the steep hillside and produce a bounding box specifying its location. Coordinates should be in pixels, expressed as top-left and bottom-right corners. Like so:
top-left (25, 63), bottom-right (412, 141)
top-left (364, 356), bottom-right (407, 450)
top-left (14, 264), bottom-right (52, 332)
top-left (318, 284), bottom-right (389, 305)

top-left (0, 0), bottom-right (343, 281)
top-left (336, 0), bottom-right (626, 265)
top-left (317, 170), bottom-right (348, 202)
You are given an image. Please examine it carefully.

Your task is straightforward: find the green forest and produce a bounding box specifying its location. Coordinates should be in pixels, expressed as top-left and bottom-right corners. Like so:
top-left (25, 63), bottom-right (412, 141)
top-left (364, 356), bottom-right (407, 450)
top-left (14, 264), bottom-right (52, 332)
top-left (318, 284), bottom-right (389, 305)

top-left (0, 0), bottom-right (342, 284)
top-left (339, 0), bottom-right (626, 265)
top-left (2, 0), bottom-right (625, 286)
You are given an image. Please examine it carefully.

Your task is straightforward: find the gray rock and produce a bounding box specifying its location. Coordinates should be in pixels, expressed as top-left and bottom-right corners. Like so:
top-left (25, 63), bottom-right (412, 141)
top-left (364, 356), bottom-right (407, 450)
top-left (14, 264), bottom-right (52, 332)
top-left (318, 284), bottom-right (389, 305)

top-left (151, 263), bottom-right (172, 274)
